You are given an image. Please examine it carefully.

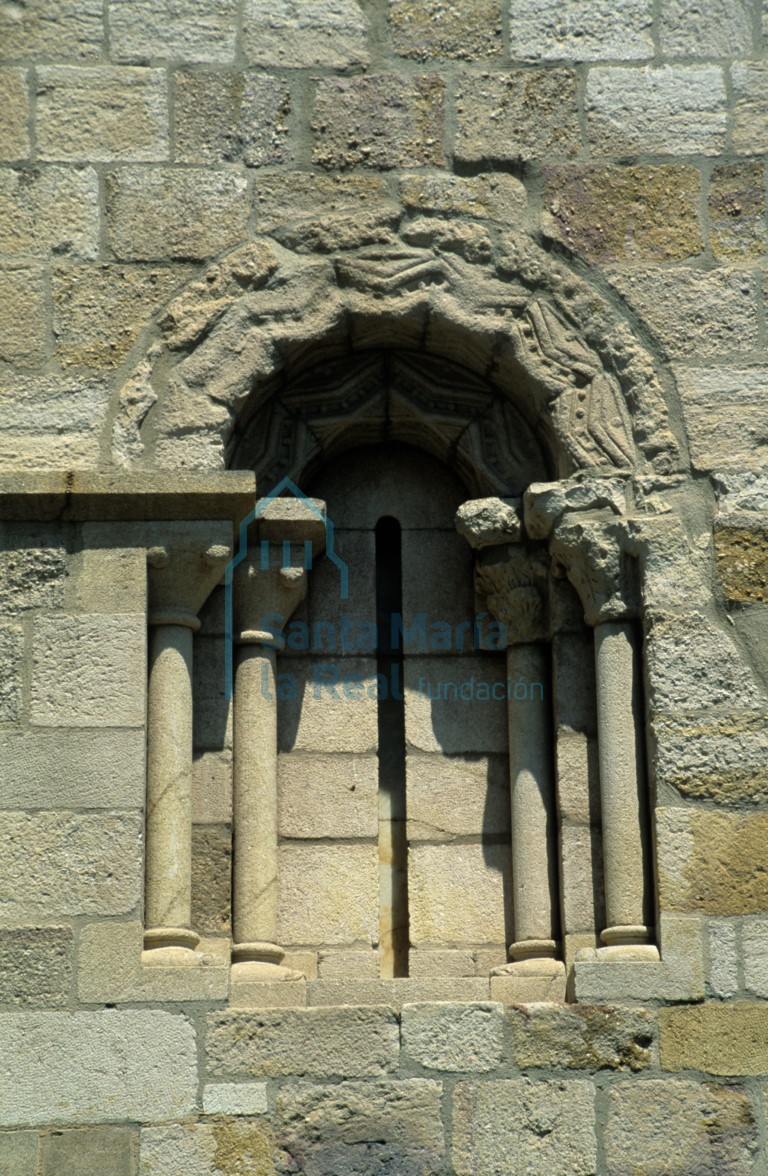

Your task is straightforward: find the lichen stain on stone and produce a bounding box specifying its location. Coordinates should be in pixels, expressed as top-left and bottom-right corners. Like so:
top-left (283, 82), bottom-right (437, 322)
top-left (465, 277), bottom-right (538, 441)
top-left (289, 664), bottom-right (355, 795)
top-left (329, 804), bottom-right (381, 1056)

top-left (714, 526), bottom-right (768, 603)
top-left (211, 1117), bottom-right (277, 1176)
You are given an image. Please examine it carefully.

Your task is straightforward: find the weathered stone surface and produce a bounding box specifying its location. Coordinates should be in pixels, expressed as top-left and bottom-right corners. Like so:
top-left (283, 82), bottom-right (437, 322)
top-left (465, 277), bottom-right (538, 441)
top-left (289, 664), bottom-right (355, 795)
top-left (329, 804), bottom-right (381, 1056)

top-left (401, 216), bottom-right (493, 264)
top-left (407, 753), bottom-right (509, 841)
top-left (43, 1127), bottom-right (136, 1176)
top-left (193, 635), bottom-right (232, 751)
top-left (405, 656), bottom-right (508, 754)
top-left (0, 1011), bottom-right (197, 1126)
top-left (0, 526), bottom-right (66, 614)
top-left (645, 611), bottom-right (762, 711)
top-left (655, 712), bottom-right (768, 804)
top-left (0, 0), bottom-right (102, 59)
top-left (399, 171), bottom-right (526, 222)
top-left (106, 167), bottom-right (249, 261)
top-left (317, 948), bottom-right (379, 978)
top-left (0, 927), bottom-right (72, 1009)
top-left (254, 172), bottom-right (397, 251)
top-left (742, 917), bottom-right (768, 998)
top-left (391, 0), bottom-right (501, 59)
top-left (606, 268), bottom-right (759, 361)
top-left (678, 369), bottom-right (768, 469)
top-left (660, 1003), bottom-right (768, 1076)
top-left (31, 614), bottom-right (145, 726)
top-left (0, 812), bottom-right (142, 920)
top-left (714, 517), bottom-right (768, 604)
top-left (452, 1079), bottom-right (596, 1175)
top-left (401, 1002), bottom-right (503, 1071)
top-left (53, 263), bottom-right (194, 368)
top-left (574, 914), bottom-right (705, 1004)
top-left (110, 0), bottom-right (237, 62)
top-left (0, 376), bottom-right (109, 470)
top-left (708, 918), bottom-right (739, 999)
top-left (709, 163), bottom-right (766, 260)
top-left (243, 0), bottom-right (368, 68)
top-left (277, 843), bottom-right (378, 946)
top-left (0, 69), bottom-right (29, 161)
top-left (207, 1007), bottom-right (399, 1078)
top-left (0, 624), bottom-right (22, 722)
top-left (712, 470), bottom-right (768, 514)
top-left (0, 166), bottom-right (98, 259)
top-left (0, 1131), bottom-right (40, 1175)
top-left (587, 66), bottom-right (727, 156)
top-left (454, 70), bottom-right (580, 162)
top-left (192, 752), bottom-right (232, 823)
top-left (455, 496), bottom-right (522, 547)
top-left (277, 657), bottom-right (378, 753)
top-left (409, 843), bottom-right (508, 945)
top-left (732, 62), bottom-right (768, 155)
top-left (508, 1003), bottom-right (655, 1071)
top-left (661, 0), bottom-right (752, 56)
top-left (605, 1079), bottom-right (758, 1174)
top-left (174, 71), bottom-right (290, 166)
top-left (202, 1082), bottom-right (268, 1116)
top-left (37, 67), bottom-right (168, 163)
top-left (276, 1079), bottom-right (444, 1176)
top-left (542, 165), bottom-right (702, 262)
top-left (658, 808), bottom-right (768, 915)
top-left (191, 824), bottom-right (231, 935)
top-left (140, 1121), bottom-right (276, 1176)
top-left (278, 753), bottom-right (378, 839)
top-left (509, 0), bottom-right (652, 61)
top-left (313, 75), bottom-right (444, 170)
top-left (0, 261), bottom-right (46, 366)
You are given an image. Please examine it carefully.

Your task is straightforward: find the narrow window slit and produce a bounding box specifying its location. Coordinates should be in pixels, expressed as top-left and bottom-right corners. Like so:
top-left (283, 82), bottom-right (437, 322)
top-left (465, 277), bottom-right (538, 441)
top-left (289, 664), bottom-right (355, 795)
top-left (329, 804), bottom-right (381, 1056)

top-left (375, 516), bottom-right (409, 978)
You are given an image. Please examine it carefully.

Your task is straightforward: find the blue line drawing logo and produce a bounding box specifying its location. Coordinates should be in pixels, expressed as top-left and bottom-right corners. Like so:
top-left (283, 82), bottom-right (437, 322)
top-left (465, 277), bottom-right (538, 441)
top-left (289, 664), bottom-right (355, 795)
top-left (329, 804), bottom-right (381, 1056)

top-left (223, 477), bottom-right (349, 700)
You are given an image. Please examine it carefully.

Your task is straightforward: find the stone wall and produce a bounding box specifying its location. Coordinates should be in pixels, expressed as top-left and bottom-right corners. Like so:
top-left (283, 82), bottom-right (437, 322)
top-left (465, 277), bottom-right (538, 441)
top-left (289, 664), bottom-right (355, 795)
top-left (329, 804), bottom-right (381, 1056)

top-left (2, 0), bottom-right (768, 1173)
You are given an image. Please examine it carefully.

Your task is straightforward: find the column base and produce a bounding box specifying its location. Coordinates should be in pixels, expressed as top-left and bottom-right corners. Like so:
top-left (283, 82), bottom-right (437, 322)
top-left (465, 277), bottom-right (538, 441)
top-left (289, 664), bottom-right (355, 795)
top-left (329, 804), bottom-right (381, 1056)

top-left (231, 941), bottom-right (305, 982)
top-left (597, 925), bottom-right (660, 960)
top-left (490, 957), bottom-right (566, 1003)
top-left (507, 938), bottom-right (559, 963)
top-left (142, 926), bottom-right (200, 966)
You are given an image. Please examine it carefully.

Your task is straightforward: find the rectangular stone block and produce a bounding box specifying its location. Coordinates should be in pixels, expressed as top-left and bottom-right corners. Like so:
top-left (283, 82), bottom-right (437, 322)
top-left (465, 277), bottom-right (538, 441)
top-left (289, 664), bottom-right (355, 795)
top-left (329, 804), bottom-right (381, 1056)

top-left (317, 948), bottom-right (380, 979)
top-left (405, 656), bottom-right (508, 754)
top-left (606, 268), bottom-right (759, 361)
top-left (407, 753), bottom-right (509, 840)
top-left (0, 1131), bottom-right (40, 1175)
top-left (587, 66), bottom-right (727, 156)
top-left (0, 729), bottom-right (144, 809)
top-left (254, 173), bottom-right (397, 252)
top-left (661, 0), bottom-right (752, 56)
top-left (542, 164), bottom-right (702, 262)
top-left (574, 914), bottom-right (705, 1003)
top-left (743, 917), bottom-right (768, 998)
top-left (43, 1126), bottom-right (136, 1176)
top-left (191, 823), bottom-right (231, 935)
top-left (0, 812), bottom-right (142, 920)
top-left (312, 75), bottom-right (444, 170)
top-left (0, 0), bottom-right (103, 59)
top-left (193, 636), bottom-right (232, 751)
top-left (409, 948), bottom-right (476, 977)
top-left (206, 1007), bottom-right (399, 1078)
top-left (732, 62), bottom-right (768, 155)
top-left (202, 1083), bottom-right (268, 1116)
top-left (77, 921), bottom-right (230, 1004)
top-left (141, 1121), bottom-right (276, 1175)
top-left (278, 752), bottom-right (378, 839)
top-left (0, 166), bottom-right (99, 259)
top-left (709, 163), bottom-right (766, 261)
top-left (392, 0), bottom-right (501, 59)
top-left (0, 261), bottom-right (46, 366)
top-left (677, 368), bottom-right (768, 469)
top-left (277, 843), bottom-right (378, 947)
top-left (0, 926), bottom-right (73, 1008)
top-left (509, 0), bottom-right (652, 60)
top-left (174, 71), bottom-right (291, 167)
top-left (277, 657), bottom-right (378, 753)
top-left (53, 263), bottom-right (194, 369)
top-left (106, 167), bottom-right (249, 261)
top-left (454, 71), bottom-right (580, 164)
top-left (192, 751), bottom-right (232, 823)
top-left (31, 613), bottom-right (145, 727)
top-left (0, 1011), bottom-right (197, 1126)
top-left (714, 516), bottom-right (768, 604)
top-left (402, 1002), bottom-right (503, 1072)
top-left (660, 1003), bottom-right (768, 1076)
top-left (507, 1003), bottom-right (655, 1071)
top-left (452, 1079), bottom-right (596, 1175)
top-left (0, 376), bottom-right (109, 470)
top-left (109, 0), bottom-right (237, 62)
top-left (490, 970), bottom-right (567, 1003)
top-left (708, 917), bottom-right (740, 998)
top-left (0, 70), bottom-right (29, 161)
top-left (409, 842), bottom-right (509, 946)
top-left (657, 807), bottom-right (768, 915)
top-left (399, 171), bottom-right (526, 222)
top-left (37, 67), bottom-right (169, 163)
top-left (605, 1078), bottom-right (758, 1175)
top-left (560, 822), bottom-right (604, 934)
top-left (243, 0), bottom-right (368, 68)
top-left (0, 624), bottom-right (22, 723)
top-left (275, 1080), bottom-right (444, 1176)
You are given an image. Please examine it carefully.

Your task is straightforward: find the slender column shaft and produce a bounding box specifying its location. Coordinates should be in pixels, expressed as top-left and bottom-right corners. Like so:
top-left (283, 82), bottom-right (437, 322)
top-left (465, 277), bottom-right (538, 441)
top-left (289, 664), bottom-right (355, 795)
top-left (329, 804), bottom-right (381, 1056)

top-left (145, 621), bottom-right (198, 950)
top-left (233, 644), bottom-right (279, 952)
top-left (594, 620), bottom-right (650, 944)
top-left (507, 642), bottom-right (558, 958)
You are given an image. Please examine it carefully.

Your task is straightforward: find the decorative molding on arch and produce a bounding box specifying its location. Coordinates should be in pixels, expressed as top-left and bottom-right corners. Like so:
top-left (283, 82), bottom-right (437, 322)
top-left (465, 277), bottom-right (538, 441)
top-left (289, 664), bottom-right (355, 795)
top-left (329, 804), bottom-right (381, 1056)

top-left (111, 230), bottom-right (687, 481)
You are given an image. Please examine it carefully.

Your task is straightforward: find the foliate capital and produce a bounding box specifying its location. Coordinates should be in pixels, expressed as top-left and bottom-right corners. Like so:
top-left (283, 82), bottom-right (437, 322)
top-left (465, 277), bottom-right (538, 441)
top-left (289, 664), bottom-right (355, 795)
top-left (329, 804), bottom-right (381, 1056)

top-left (475, 544), bottom-right (550, 646)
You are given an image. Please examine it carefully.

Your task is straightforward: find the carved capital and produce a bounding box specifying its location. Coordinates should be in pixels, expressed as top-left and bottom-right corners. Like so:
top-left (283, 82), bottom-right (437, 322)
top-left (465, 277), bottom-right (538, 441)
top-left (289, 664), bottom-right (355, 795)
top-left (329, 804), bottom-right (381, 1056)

top-left (548, 516), bottom-right (639, 626)
top-left (455, 497), bottom-right (522, 549)
top-left (475, 544), bottom-right (550, 646)
top-left (146, 520), bottom-right (232, 629)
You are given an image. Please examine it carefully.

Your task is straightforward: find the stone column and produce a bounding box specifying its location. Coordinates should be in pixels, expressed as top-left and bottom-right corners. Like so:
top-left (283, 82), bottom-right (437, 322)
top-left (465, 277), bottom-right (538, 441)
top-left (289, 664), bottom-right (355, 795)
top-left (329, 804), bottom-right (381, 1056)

top-left (143, 522), bottom-right (232, 965)
top-left (231, 499), bottom-right (326, 985)
top-left (528, 499), bottom-right (658, 962)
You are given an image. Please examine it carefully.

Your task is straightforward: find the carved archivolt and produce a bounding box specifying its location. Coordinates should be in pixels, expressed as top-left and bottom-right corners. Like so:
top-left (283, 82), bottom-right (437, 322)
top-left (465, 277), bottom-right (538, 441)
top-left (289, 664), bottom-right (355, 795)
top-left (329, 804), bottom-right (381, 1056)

top-left (110, 232), bottom-right (686, 482)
